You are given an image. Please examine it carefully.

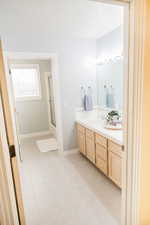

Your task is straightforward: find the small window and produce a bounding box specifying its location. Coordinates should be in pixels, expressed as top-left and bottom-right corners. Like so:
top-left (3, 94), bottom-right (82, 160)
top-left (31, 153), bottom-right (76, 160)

top-left (11, 64), bottom-right (41, 101)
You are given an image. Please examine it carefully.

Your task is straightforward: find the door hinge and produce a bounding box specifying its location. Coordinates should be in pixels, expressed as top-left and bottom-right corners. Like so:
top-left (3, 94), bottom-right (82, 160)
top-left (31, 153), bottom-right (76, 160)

top-left (9, 145), bottom-right (16, 158)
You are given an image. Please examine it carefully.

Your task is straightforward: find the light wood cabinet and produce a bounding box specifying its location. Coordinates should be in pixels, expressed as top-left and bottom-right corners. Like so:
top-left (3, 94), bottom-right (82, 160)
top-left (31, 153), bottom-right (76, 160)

top-left (86, 129), bottom-right (95, 164)
top-left (95, 134), bottom-right (108, 175)
top-left (77, 124), bottom-right (86, 155)
top-left (108, 140), bottom-right (123, 155)
top-left (95, 133), bottom-right (107, 148)
top-left (108, 140), bottom-right (123, 188)
top-left (76, 123), bottom-right (123, 188)
top-left (96, 143), bottom-right (107, 161)
top-left (108, 151), bottom-right (122, 188)
top-left (96, 152), bottom-right (108, 175)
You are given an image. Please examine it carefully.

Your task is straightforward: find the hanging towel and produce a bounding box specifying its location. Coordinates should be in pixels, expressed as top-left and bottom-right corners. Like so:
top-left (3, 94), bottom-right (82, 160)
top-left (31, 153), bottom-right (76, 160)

top-left (107, 85), bottom-right (115, 108)
top-left (81, 86), bottom-right (86, 109)
top-left (83, 94), bottom-right (93, 111)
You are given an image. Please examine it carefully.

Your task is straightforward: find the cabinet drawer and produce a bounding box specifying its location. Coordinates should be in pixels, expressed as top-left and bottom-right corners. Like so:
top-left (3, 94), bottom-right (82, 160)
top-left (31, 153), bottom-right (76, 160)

top-left (96, 156), bottom-right (107, 175)
top-left (86, 137), bottom-right (95, 164)
top-left (108, 140), bottom-right (123, 157)
top-left (95, 133), bottom-right (107, 148)
top-left (86, 128), bottom-right (94, 140)
top-left (77, 123), bottom-right (85, 134)
top-left (96, 143), bottom-right (107, 161)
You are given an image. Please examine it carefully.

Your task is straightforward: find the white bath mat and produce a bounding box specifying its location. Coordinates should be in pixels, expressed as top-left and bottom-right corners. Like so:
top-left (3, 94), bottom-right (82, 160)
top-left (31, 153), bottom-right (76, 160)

top-left (36, 138), bottom-right (58, 152)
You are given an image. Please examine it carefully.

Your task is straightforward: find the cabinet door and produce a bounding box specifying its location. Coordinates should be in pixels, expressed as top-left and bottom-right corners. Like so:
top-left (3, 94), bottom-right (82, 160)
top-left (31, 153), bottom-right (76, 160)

top-left (95, 133), bottom-right (107, 148)
top-left (96, 155), bottom-right (107, 175)
top-left (96, 143), bottom-right (108, 175)
top-left (78, 131), bottom-right (86, 155)
top-left (108, 151), bottom-right (122, 188)
top-left (86, 136), bottom-right (95, 164)
top-left (96, 143), bottom-right (107, 161)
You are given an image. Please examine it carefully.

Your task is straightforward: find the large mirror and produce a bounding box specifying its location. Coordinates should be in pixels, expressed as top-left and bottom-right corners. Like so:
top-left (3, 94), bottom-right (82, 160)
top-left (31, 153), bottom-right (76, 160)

top-left (96, 26), bottom-right (123, 111)
top-left (96, 58), bottom-right (123, 110)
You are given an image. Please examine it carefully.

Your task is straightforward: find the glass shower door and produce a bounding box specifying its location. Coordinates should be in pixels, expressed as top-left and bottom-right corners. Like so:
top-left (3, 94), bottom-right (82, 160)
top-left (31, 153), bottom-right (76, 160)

top-left (47, 75), bottom-right (56, 127)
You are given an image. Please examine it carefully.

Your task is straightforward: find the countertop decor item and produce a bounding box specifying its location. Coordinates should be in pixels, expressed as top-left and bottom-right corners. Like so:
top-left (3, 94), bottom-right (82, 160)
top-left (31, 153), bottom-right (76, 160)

top-left (106, 110), bottom-right (121, 126)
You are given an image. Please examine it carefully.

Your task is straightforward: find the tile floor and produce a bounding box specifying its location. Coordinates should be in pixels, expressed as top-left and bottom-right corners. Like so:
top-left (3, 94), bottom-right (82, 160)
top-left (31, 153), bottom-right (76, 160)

top-left (20, 136), bottom-right (121, 225)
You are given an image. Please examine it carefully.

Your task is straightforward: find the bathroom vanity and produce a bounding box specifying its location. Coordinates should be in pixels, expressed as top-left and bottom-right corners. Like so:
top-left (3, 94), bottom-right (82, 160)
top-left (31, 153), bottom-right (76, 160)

top-left (76, 119), bottom-right (124, 188)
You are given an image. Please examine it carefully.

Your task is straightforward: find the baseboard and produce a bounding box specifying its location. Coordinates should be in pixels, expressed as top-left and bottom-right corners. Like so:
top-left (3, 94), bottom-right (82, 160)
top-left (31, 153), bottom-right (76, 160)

top-left (20, 130), bottom-right (51, 139)
top-left (63, 148), bottom-right (79, 155)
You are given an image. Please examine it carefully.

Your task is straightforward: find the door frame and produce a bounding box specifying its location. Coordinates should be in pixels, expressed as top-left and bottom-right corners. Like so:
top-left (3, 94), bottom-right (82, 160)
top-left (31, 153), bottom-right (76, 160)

top-left (121, 0), bottom-right (145, 225)
top-left (0, 0), bottom-right (146, 224)
top-left (3, 52), bottom-right (64, 154)
top-left (0, 91), bottom-right (19, 225)
top-left (45, 72), bottom-right (57, 132)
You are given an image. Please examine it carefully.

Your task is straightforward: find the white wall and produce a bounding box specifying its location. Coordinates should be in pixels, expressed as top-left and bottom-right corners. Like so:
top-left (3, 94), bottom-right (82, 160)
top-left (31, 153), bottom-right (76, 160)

top-left (10, 59), bottom-right (51, 135)
top-left (58, 40), bottom-right (97, 149)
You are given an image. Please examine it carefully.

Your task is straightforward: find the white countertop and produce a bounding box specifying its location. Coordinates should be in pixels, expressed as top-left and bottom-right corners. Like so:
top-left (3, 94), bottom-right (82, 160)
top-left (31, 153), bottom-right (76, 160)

top-left (76, 118), bottom-right (123, 146)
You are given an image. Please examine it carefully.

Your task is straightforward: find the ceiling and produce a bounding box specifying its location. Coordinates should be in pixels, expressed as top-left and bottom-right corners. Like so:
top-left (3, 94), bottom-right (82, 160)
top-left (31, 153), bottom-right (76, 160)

top-left (0, 0), bottom-right (123, 39)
